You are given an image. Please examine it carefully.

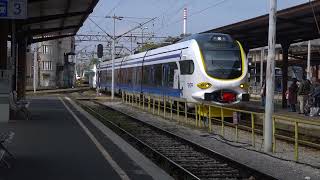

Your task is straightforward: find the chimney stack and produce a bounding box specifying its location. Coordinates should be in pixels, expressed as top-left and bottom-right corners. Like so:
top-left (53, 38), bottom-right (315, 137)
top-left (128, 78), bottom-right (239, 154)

top-left (183, 8), bottom-right (187, 35)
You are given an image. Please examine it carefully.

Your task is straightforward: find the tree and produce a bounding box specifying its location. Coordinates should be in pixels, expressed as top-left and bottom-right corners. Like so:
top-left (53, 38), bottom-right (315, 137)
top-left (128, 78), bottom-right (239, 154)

top-left (136, 34), bottom-right (192, 53)
top-left (137, 42), bottom-right (161, 52)
top-left (89, 57), bottom-right (99, 66)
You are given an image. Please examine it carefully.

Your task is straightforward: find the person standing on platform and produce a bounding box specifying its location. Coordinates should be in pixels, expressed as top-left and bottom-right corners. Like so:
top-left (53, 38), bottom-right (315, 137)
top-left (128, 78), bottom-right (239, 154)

top-left (288, 78), bottom-right (298, 112)
top-left (260, 80), bottom-right (266, 106)
top-left (297, 76), bottom-right (311, 114)
top-left (310, 77), bottom-right (320, 94)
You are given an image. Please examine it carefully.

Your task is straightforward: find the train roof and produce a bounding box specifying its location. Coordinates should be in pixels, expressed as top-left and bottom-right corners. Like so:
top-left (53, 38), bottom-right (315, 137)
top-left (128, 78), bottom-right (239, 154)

top-left (179, 33), bottom-right (234, 43)
top-left (100, 33), bottom-right (235, 66)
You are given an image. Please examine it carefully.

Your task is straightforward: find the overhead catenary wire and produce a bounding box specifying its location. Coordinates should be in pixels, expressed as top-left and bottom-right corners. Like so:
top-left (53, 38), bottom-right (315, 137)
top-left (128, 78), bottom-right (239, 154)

top-left (88, 18), bottom-right (113, 39)
top-left (154, 0), bottom-right (196, 36)
top-left (189, 0), bottom-right (229, 18)
top-left (154, 0), bottom-right (229, 35)
top-left (105, 0), bottom-right (126, 17)
top-left (117, 17), bottom-right (157, 39)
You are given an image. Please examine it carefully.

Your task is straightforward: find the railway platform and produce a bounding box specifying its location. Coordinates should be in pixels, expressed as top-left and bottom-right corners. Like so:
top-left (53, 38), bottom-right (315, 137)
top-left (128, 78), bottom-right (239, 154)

top-left (0, 96), bottom-right (172, 180)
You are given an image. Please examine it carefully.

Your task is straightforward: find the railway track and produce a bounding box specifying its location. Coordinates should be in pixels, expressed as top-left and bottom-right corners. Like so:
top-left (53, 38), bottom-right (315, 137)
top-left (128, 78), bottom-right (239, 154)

top-left (77, 99), bottom-right (275, 180)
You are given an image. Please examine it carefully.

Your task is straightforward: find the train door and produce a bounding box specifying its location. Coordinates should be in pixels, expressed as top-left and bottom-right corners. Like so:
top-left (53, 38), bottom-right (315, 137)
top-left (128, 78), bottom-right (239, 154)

top-left (173, 69), bottom-right (179, 89)
top-left (179, 60), bottom-right (195, 99)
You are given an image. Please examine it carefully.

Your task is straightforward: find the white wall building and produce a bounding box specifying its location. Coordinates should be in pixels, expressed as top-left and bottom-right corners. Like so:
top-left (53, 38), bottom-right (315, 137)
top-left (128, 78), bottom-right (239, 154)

top-left (26, 37), bottom-right (75, 89)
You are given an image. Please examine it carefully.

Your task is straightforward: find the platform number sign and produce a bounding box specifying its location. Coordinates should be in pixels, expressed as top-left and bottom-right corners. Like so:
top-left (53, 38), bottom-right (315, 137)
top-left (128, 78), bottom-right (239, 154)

top-left (0, 1), bottom-right (7, 17)
top-left (0, 0), bottom-right (27, 19)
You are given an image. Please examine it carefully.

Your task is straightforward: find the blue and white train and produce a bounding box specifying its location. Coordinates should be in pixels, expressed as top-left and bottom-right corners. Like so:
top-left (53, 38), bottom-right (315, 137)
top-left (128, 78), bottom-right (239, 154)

top-left (98, 33), bottom-right (249, 105)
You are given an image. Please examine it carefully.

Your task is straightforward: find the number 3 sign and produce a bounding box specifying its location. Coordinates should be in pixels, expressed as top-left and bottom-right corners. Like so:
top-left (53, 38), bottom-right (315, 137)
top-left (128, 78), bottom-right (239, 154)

top-left (0, 0), bottom-right (27, 19)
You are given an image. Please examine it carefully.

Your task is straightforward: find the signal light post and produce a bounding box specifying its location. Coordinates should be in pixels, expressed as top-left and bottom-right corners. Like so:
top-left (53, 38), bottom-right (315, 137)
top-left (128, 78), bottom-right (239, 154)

top-left (97, 44), bottom-right (103, 95)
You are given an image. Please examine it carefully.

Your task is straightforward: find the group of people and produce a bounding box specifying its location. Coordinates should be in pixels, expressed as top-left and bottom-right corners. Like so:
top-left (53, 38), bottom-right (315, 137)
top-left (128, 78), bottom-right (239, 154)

top-left (261, 77), bottom-right (320, 116)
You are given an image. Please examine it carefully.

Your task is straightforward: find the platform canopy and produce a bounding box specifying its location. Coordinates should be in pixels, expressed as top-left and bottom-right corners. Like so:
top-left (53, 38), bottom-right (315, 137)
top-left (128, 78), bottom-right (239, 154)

top-left (21, 0), bottom-right (98, 43)
top-left (203, 1), bottom-right (320, 49)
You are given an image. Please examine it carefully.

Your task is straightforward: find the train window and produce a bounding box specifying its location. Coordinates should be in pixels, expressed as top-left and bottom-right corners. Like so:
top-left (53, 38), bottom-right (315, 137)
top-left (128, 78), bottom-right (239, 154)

top-left (137, 66), bottom-right (142, 85)
top-left (180, 60), bottom-right (194, 75)
top-left (154, 64), bottom-right (162, 87)
top-left (107, 70), bottom-right (112, 84)
top-left (127, 68), bottom-right (132, 85)
top-left (143, 66), bottom-right (150, 86)
top-left (150, 66), bottom-right (155, 86)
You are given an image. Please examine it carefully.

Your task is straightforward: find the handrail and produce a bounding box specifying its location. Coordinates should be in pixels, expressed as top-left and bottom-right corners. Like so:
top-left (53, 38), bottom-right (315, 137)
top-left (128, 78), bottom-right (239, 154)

top-left (273, 114), bottom-right (320, 126)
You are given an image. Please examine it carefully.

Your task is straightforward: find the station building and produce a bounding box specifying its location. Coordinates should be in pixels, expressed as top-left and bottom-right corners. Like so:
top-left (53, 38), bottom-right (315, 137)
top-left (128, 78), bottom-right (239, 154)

top-left (248, 39), bottom-right (320, 92)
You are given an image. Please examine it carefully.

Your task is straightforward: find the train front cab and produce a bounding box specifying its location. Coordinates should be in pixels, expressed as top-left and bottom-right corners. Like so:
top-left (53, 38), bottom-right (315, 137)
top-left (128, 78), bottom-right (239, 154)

top-left (193, 34), bottom-right (249, 118)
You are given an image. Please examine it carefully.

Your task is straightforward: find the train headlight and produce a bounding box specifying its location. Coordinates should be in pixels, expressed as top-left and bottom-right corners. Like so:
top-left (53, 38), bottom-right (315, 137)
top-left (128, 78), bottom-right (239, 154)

top-left (240, 83), bottom-right (248, 89)
top-left (197, 82), bottom-right (212, 89)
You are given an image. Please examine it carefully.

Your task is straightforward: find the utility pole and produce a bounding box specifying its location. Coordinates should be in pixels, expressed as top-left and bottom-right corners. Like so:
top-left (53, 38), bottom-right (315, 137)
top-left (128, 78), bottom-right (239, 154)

top-left (307, 40), bottom-right (311, 80)
top-left (106, 14), bottom-right (123, 99)
top-left (264, 0), bottom-right (277, 153)
top-left (100, 15), bottom-right (156, 99)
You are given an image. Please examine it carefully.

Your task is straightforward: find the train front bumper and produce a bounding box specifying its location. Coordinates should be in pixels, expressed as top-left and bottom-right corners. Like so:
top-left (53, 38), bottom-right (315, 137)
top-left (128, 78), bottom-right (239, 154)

top-left (192, 90), bottom-right (250, 104)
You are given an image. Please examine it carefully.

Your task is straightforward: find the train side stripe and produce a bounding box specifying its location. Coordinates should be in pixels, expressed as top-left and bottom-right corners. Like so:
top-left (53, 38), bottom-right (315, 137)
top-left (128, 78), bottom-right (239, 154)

top-left (100, 53), bottom-right (181, 70)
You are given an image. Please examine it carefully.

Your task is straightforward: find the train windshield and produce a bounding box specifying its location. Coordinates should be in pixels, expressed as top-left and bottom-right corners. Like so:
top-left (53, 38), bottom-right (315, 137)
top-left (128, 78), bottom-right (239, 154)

top-left (202, 49), bottom-right (242, 79)
top-left (195, 34), bottom-right (243, 79)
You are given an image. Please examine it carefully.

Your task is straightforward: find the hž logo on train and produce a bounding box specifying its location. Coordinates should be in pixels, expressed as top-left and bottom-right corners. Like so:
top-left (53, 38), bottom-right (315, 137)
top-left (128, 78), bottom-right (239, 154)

top-left (187, 83), bottom-right (193, 88)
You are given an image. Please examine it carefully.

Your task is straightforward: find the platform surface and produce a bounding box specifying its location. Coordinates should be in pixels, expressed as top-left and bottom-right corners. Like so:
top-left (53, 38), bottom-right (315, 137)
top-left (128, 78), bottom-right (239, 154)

top-left (0, 96), bottom-right (171, 180)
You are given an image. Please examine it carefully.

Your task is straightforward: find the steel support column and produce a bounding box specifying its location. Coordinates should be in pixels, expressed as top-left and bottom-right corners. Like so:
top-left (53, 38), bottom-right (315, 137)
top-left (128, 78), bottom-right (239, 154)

top-left (0, 20), bottom-right (8, 69)
top-left (281, 43), bottom-right (290, 108)
top-left (307, 40), bottom-right (311, 80)
top-left (316, 65), bottom-right (319, 79)
top-left (17, 38), bottom-right (27, 99)
top-left (260, 47), bottom-right (264, 87)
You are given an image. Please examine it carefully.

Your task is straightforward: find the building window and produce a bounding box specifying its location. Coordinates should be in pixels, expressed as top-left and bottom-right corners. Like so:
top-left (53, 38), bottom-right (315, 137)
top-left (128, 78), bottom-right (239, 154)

top-left (42, 45), bottom-right (52, 54)
top-left (42, 61), bottom-right (53, 70)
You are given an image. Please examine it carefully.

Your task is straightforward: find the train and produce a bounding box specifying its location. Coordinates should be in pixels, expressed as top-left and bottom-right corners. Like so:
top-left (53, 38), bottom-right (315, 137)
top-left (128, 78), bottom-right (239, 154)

top-left (97, 33), bottom-right (249, 106)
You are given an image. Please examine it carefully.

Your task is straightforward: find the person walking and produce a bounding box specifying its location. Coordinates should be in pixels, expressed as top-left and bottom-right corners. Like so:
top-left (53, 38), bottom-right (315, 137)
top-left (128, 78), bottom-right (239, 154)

top-left (297, 77), bottom-right (311, 114)
top-left (288, 78), bottom-right (298, 112)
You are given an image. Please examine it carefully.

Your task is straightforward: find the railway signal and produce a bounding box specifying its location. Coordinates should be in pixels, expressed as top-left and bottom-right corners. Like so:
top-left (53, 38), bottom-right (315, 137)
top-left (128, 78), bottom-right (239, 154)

top-left (97, 44), bottom-right (103, 58)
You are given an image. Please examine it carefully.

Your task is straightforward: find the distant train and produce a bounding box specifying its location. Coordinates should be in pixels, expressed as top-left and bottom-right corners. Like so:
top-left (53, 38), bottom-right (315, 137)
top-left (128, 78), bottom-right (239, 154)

top-left (97, 33), bottom-right (249, 105)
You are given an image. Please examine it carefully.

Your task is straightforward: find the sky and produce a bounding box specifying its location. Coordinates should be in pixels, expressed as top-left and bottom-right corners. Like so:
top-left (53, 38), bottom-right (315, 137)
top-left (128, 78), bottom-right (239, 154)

top-left (76, 0), bottom-right (308, 57)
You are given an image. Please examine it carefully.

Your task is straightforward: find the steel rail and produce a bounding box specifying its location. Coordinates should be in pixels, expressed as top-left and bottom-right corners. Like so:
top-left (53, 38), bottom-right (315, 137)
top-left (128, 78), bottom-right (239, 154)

top-left (77, 99), bottom-right (276, 180)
